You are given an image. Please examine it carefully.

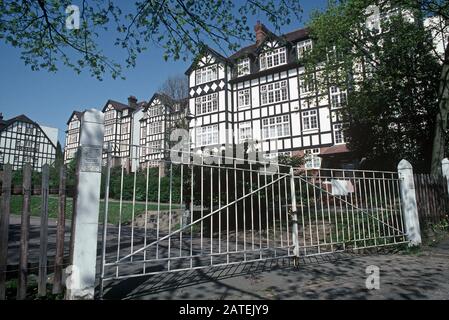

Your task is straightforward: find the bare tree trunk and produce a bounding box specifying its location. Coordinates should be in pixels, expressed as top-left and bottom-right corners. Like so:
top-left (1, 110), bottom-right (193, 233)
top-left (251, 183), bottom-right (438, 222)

top-left (431, 41), bottom-right (449, 176)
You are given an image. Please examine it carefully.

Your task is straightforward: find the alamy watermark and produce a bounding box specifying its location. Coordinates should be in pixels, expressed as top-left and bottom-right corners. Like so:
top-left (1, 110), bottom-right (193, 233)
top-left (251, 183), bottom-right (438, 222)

top-left (365, 265), bottom-right (380, 290)
top-left (169, 128), bottom-right (285, 175)
top-left (66, 5), bottom-right (80, 30)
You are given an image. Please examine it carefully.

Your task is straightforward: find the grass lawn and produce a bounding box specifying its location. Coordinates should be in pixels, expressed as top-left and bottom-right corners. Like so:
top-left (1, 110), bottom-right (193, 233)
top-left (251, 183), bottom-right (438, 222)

top-left (2, 195), bottom-right (179, 225)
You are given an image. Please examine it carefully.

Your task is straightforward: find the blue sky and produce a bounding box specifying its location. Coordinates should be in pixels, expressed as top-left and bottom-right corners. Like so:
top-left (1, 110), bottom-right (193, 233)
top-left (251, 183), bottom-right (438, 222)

top-left (0, 1), bottom-right (327, 146)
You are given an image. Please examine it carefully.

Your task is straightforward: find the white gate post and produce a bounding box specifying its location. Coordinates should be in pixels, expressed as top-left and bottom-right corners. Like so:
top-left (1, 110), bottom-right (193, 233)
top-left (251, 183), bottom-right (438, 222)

top-left (441, 158), bottom-right (449, 196)
top-left (397, 159), bottom-right (421, 246)
top-left (66, 109), bottom-right (104, 300)
top-left (289, 167), bottom-right (300, 258)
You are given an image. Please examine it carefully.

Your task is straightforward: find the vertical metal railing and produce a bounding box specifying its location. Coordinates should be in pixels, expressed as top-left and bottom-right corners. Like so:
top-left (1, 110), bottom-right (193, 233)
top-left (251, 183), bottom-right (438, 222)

top-left (292, 168), bottom-right (407, 257)
top-left (98, 144), bottom-right (409, 295)
top-left (99, 142), bottom-right (112, 299)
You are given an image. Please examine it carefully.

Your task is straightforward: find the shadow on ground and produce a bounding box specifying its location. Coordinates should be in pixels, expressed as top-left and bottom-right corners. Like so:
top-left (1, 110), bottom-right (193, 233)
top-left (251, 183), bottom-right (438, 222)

top-left (100, 243), bottom-right (449, 300)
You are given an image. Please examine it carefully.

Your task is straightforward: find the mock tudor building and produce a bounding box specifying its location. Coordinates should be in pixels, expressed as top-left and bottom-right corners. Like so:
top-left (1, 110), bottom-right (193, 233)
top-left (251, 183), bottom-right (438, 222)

top-left (64, 110), bottom-right (83, 164)
top-left (139, 93), bottom-right (188, 167)
top-left (0, 113), bottom-right (58, 171)
top-left (102, 96), bottom-right (146, 168)
top-left (185, 23), bottom-right (349, 169)
top-left (64, 96), bottom-right (146, 170)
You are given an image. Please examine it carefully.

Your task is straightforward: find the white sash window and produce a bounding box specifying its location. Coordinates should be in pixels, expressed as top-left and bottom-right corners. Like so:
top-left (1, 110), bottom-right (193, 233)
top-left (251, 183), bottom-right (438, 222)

top-left (148, 122), bottom-right (162, 135)
top-left (334, 124), bottom-right (345, 144)
top-left (148, 106), bottom-right (163, 117)
top-left (305, 148), bottom-right (321, 169)
top-left (237, 58), bottom-right (250, 76)
top-left (260, 80), bottom-right (288, 105)
top-left (195, 93), bottom-right (218, 115)
top-left (330, 86), bottom-right (347, 108)
top-left (299, 75), bottom-right (315, 94)
top-left (238, 89), bottom-right (251, 108)
top-left (262, 115), bottom-right (289, 139)
top-left (302, 110), bottom-right (318, 130)
top-left (297, 39), bottom-right (313, 60)
top-left (239, 122), bottom-right (252, 142)
top-left (260, 47), bottom-right (286, 70)
top-left (196, 124), bottom-right (219, 146)
top-left (195, 65), bottom-right (218, 85)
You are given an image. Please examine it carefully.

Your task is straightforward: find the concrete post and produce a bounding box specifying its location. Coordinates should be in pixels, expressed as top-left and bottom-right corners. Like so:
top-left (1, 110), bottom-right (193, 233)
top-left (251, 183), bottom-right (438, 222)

top-left (441, 158), bottom-right (449, 196)
top-left (397, 159), bottom-right (421, 246)
top-left (66, 109), bottom-right (104, 300)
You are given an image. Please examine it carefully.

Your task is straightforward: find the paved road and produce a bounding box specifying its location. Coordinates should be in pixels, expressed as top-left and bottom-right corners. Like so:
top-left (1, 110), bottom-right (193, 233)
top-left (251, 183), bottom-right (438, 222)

top-left (7, 215), bottom-right (449, 300)
top-left (102, 239), bottom-right (449, 300)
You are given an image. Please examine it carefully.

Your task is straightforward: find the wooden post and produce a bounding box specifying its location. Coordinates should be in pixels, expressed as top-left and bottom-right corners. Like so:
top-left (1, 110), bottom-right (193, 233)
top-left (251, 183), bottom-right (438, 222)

top-left (38, 164), bottom-right (49, 297)
top-left (53, 165), bottom-right (66, 294)
top-left (0, 164), bottom-right (12, 300)
top-left (17, 163), bottom-right (31, 300)
top-left (69, 151), bottom-right (80, 266)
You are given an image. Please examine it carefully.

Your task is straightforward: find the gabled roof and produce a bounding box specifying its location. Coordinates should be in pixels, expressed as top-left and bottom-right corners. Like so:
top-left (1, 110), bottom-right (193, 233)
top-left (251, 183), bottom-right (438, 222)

top-left (185, 46), bottom-right (233, 75)
top-left (66, 110), bottom-right (84, 125)
top-left (146, 92), bottom-right (188, 114)
top-left (0, 114), bottom-right (57, 148)
top-left (0, 114), bottom-right (36, 132)
top-left (229, 27), bottom-right (310, 61)
top-left (102, 99), bottom-right (135, 112)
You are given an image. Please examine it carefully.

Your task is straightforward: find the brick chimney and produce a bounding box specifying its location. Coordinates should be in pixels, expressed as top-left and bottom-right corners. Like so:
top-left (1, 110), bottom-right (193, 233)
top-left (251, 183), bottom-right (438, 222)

top-left (128, 95), bottom-right (138, 108)
top-left (255, 21), bottom-right (267, 45)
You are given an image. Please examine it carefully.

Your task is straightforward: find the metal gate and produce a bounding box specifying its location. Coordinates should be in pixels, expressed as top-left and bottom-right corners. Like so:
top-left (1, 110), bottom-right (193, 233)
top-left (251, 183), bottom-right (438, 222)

top-left (293, 168), bottom-right (407, 257)
top-left (98, 145), bottom-right (408, 297)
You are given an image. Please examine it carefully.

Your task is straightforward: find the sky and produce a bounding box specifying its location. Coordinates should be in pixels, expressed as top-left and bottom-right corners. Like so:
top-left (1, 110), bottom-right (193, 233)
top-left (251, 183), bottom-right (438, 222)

top-left (0, 0), bottom-right (327, 146)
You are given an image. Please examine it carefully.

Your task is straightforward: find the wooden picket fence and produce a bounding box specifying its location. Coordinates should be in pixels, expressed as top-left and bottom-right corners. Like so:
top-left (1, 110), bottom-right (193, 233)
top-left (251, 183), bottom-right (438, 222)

top-left (0, 164), bottom-right (70, 300)
top-left (414, 174), bottom-right (449, 227)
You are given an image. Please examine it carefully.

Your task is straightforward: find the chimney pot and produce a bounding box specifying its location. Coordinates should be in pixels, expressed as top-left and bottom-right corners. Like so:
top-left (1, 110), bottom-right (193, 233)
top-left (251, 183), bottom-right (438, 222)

top-left (254, 21), bottom-right (267, 45)
top-left (128, 95), bottom-right (138, 108)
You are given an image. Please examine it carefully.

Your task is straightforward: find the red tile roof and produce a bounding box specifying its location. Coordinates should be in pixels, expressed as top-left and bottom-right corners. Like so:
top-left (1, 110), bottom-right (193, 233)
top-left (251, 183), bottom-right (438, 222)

top-left (320, 144), bottom-right (351, 156)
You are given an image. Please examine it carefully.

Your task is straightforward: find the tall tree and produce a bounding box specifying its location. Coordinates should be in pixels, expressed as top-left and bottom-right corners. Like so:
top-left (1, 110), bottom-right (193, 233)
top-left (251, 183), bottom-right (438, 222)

top-left (158, 74), bottom-right (189, 100)
top-left (303, 0), bottom-right (448, 173)
top-left (0, 0), bottom-right (302, 80)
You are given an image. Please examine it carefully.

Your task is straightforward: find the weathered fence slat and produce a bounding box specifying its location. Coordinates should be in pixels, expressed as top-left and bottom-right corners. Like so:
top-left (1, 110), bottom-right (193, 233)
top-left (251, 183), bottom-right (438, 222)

top-left (413, 173), bottom-right (449, 227)
top-left (53, 165), bottom-right (66, 294)
top-left (17, 164), bottom-right (31, 300)
top-left (0, 165), bottom-right (12, 300)
top-left (38, 165), bottom-right (49, 297)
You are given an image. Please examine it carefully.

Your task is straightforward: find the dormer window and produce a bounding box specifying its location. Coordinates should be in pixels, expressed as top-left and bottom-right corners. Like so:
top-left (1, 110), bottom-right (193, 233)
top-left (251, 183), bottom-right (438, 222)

top-left (195, 65), bottom-right (218, 85)
top-left (237, 58), bottom-right (250, 76)
top-left (297, 39), bottom-right (313, 60)
top-left (259, 47), bottom-right (286, 70)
